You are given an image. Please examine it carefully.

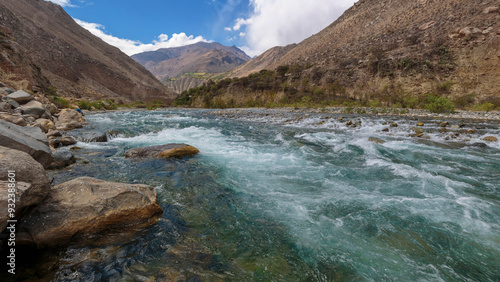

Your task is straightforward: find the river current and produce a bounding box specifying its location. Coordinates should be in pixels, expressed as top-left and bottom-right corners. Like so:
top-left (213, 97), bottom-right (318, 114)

top-left (18, 109), bottom-right (500, 281)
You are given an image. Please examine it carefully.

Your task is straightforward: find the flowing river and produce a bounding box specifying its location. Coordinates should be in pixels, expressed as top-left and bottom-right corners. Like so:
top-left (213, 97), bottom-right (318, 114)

top-left (14, 109), bottom-right (500, 281)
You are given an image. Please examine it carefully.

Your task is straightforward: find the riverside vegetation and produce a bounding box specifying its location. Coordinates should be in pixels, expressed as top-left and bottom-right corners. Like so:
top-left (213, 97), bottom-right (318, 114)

top-left (173, 65), bottom-right (499, 114)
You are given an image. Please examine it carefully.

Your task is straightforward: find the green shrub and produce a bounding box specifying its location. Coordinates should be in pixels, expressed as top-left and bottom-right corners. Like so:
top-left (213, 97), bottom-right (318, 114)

top-left (424, 94), bottom-right (455, 114)
top-left (402, 95), bottom-right (419, 108)
top-left (52, 96), bottom-right (70, 108)
top-left (453, 94), bottom-right (476, 109)
top-left (472, 102), bottom-right (494, 112)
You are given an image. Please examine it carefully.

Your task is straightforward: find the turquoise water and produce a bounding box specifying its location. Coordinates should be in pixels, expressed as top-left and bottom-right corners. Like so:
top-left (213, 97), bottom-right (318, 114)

top-left (43, 109), bottom-right (500, 281)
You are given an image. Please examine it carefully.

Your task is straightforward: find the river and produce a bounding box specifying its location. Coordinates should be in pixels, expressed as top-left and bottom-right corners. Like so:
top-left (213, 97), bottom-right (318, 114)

top-left (15, 109), bottom-right (500, 281)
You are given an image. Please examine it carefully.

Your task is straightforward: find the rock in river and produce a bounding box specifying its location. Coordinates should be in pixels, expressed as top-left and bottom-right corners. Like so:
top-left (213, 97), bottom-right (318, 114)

top-left (483, 136), bottom-right (498, 142)
top-left (0, 146), bottom-right (51, 232)
top-left (56, 108), bottom-right (86, 131)
top-left (18, 177), bottom-right (163, 248)
top-left (125, 144), bottom-right (199, 159)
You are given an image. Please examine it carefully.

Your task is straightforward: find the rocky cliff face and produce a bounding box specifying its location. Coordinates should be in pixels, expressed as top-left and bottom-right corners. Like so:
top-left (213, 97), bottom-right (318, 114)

top-left (227, 0), bottom-right (500, 105)
top-left (0, 0), bottom-right (174, 102)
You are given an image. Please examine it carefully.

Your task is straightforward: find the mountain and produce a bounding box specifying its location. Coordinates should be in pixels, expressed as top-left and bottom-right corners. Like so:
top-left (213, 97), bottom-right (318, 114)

top-left (132, 42), bottom-right (251, 93)
top-left (226, 44), bottom-right (297, 78)
top-left (181, 0), bottom-right (499, 108)
top-left (0, 0), bottom-right (174, 102)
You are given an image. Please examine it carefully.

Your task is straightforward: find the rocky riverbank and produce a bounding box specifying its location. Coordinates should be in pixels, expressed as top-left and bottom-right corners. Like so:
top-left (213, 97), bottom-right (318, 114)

top-left (0, 85), bottom-right (166, 249)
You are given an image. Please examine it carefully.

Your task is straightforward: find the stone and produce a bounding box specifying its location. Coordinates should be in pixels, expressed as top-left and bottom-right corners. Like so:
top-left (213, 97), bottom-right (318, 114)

top-left (45, 103), bottom-right (58, 115)
top-left (0, 119), bottom-right (53, 168)
top-left (440, 122), bottom-right (449, 127)
top-left (382, 128), bottom-right (390, 132)
top-left (483, 136), bottom-right (498, 142)
top-left (49, 138), bottom-right (62, 148)
top-left (417, 122), bottom-right (424, 126)
top-left (0, 113), bottom-right (27, 126)
top-left (3, 87), bottom-right (15, 94)
top-left (18, 177), bottom-right (163, 248)
top-left (368, 137), bottom-right (385, 144)
top-left (81, 131), bottom-right (108, 143)
top-left (34, 118), bottom-right (56, 133)
top-left (21, 106), bottom-right (46, 118)
top-left (465, 129), bottom-right (477, 134)
top-left (3, 90), bottom-right (34, 104)
top-left (6, 99), bottom-right (20, 109)
top-left (48, 149), bottom-right (76, 169)
top-left (459, 27), bottom-right (472, 37)
top-left (483, 6), bottom-right (498, 14)
top-left (0, 101), bottom-right (12, 111)
top-left (56, 108), bottom-right (86, 130)
top-left (390, 123), bottom-right (398, 127)
top-left (0, 146), bottom-right (51, 232)
top-left (450, 125), bottom-right (460, 130)
top-left (414, 127), bottom-right (424, 134)
top-left (125, 144), bottom-right (199, 159)
top-left (46, 130), bottom-right (62, 138)
top-left (57, 121), bottom-right (84, 131)
top-left (60, 136), bottom-right (77, 146)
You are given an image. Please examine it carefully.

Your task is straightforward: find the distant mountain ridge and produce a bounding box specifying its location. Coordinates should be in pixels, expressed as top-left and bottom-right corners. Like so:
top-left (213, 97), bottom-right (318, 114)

top-left (0, 0), bottom-right (174, 102)
top-left (132, 42), bottom-right (251, 93)
top-left (132, 42), bottom-right (251, 80)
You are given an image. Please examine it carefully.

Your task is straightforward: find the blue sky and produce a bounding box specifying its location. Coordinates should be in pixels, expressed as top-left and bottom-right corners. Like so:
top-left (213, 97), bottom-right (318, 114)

top-left (48, 0), bottom-right (356, 57)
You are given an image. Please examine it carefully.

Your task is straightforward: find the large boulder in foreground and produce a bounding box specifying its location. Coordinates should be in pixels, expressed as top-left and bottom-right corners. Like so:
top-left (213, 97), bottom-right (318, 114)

top-left (0, 146), bottom-right (51, 232)
top-left (0, 119), bottom-right (53, 168)
top-left (125, 144), bottom-right (199, 159)
top-left (18, 177), bottom-right (163, 248)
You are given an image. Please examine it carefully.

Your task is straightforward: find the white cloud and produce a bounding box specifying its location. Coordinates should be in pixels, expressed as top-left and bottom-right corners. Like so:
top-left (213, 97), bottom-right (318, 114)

top-left (233, 18), bottom-right (253, 31)
top-left (239, 32), bottom-right (246, 37)
top-left (224, 27), bottom-right (232, 31)
top-left (237, 0), bottom-right (356, 57)
top-left (74, 19), bottom-right (210, 56)
top-left (45, 0), bottom-right (75, 7)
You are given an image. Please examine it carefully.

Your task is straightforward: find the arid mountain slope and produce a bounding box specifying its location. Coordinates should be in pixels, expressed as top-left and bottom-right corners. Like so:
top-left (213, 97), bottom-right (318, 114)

top-left (268, 0), bottom-right (500, 100)
top-left (132, 42), bottom-right (251, 80)
top-left (0, 0), bottom-right (173, 102)
top-left (227, 44), bottom-right (297, 78)
top-left (210, 0), bottom-right (499, 108)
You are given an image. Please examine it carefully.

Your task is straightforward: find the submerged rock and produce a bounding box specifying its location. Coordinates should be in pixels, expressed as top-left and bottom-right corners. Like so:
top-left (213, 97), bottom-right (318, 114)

top-left (125, 144), bottom-right (199, 159)
top-left (0, 119), bottom-right (53, 168)
top-left (18, 177), bottom-right (163, 248)
top-left (483, 136), bottom-right (498, 142)
top-left (469, 142), bottom-right (488, 148)
top-left (0, 146), bottom-right (51, 232)
top-left (81, 131), bottom-right (108, 143)
top-left (368, 137), bottom-right (385, 144)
